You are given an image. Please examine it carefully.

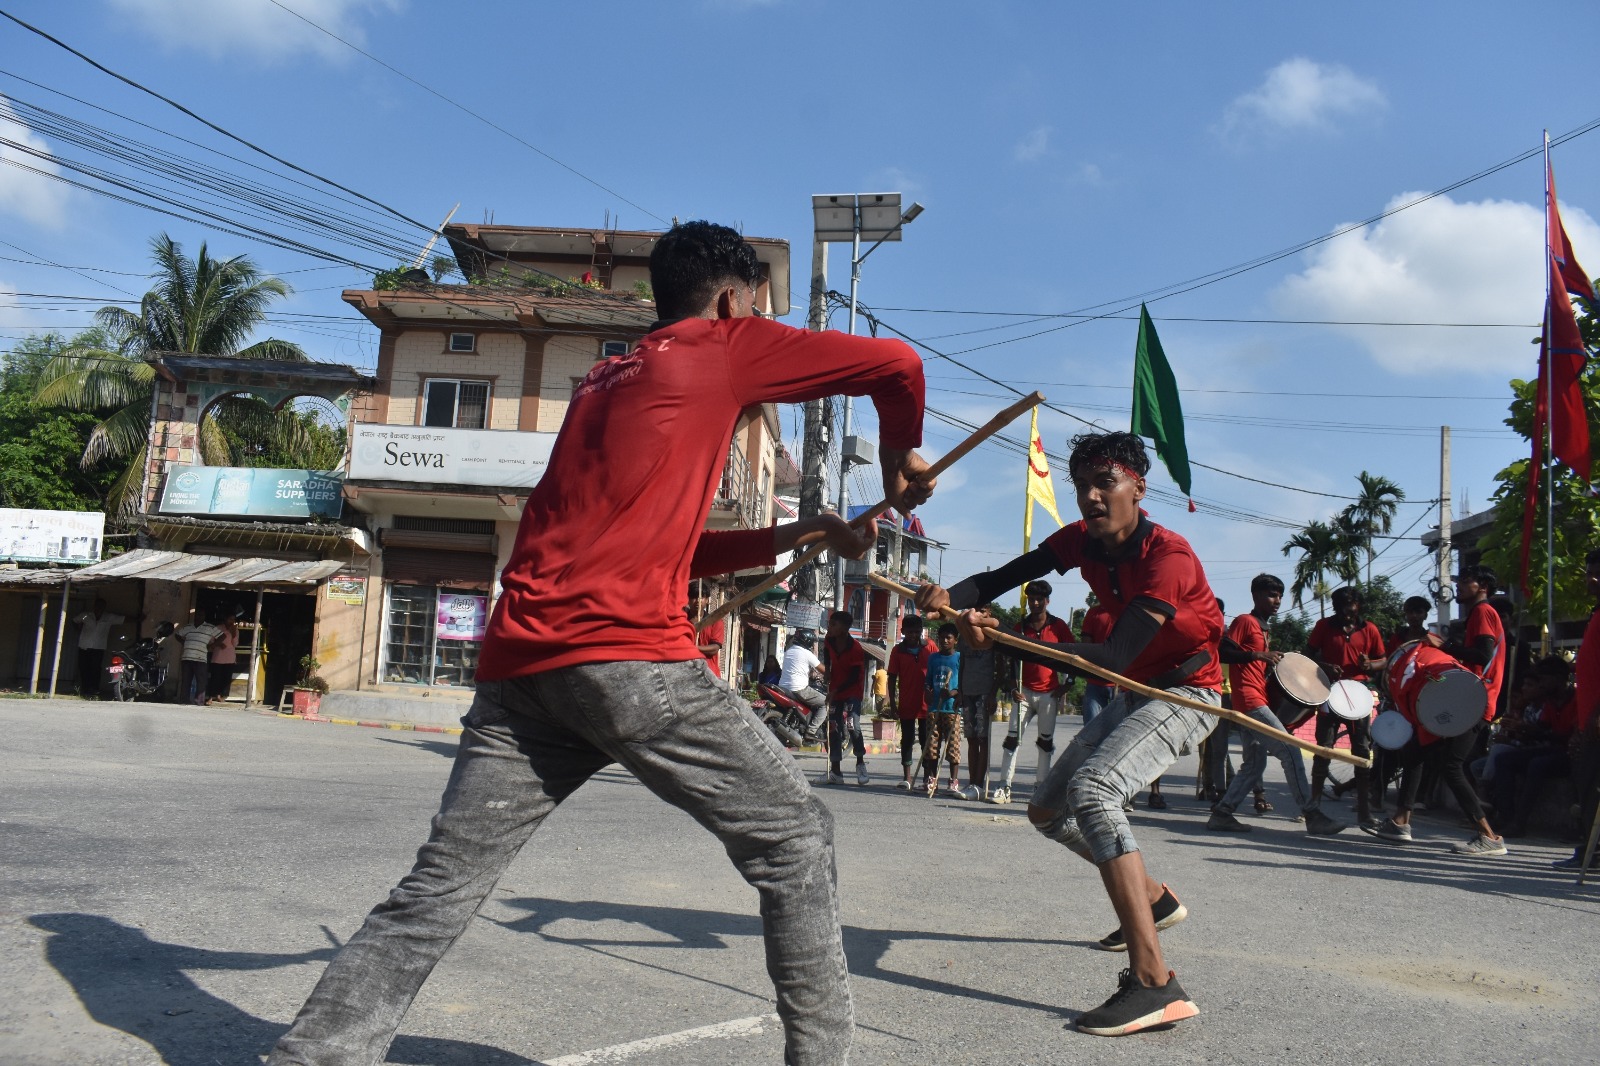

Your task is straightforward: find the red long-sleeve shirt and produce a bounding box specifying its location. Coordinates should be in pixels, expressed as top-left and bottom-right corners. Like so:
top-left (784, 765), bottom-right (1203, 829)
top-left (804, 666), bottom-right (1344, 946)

top-left (479, 317), bottom-right (925, 680)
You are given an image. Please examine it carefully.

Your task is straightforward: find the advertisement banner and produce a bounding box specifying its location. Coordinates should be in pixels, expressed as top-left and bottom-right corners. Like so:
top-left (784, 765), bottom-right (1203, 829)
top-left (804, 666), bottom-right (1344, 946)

top-left (348, 424), bottom-right (556, 489)
top-left (327, 575), bottom-right (367, 605)
top-left (784, 599), bottom-right (826, 633)
top-left (159, 467), bottom-right (343, 519)
top-left (435, 592), bottom-right (488, 641)
top-left (0, 508), bottom-right (104, 563)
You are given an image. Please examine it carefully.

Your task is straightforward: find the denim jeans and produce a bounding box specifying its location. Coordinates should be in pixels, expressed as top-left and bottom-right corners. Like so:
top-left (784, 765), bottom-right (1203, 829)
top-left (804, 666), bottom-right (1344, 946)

top-left (267, 660), bottom-right (852, 1066)
top-left (1214, 704), bottom-right (1313, 815)
top-left (829, 698), bottom-right (864, 768)
top-left (1080, 682), bottom-right (1112, 725)
top-left (898, 715), bottom-right (929, 769)
top-left (1032, 687), bottom-right (1218, 863)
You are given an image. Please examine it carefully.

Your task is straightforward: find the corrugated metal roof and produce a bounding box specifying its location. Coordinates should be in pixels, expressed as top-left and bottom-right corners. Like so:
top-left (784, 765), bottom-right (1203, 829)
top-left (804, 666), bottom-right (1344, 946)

top-left (0, 548), bottom-right (342, 589)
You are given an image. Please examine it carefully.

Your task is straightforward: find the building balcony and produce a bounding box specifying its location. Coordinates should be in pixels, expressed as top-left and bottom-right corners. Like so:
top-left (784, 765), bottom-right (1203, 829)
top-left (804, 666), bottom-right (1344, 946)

top-left (707, 440), bottom-right (765, 531)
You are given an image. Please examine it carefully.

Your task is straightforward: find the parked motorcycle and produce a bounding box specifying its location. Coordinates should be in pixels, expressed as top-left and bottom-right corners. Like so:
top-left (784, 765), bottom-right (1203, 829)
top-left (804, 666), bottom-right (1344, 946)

top-left (106, 622), bottom-right (175, 702)
top-left (756, 683), bottom-right (821, 749)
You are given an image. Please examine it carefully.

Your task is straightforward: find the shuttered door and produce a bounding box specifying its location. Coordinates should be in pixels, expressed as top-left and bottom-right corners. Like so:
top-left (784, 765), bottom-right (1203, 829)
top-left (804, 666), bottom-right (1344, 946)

top-left (382, 547), bottom-right (495, 588)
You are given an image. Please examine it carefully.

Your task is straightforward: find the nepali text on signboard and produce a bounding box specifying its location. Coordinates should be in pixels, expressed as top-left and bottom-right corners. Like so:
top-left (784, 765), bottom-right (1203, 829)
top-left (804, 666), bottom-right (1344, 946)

top-left (347, 424), bottom-right (556, 489)
top-left (0, 508), bottom-right (104, 563)
top-left (158, 467), bottom-right (344, 519)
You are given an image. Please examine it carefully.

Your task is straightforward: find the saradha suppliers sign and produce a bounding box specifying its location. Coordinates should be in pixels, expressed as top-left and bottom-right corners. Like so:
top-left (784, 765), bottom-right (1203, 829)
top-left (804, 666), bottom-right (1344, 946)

top-left (0, 508), bottom-right (104, 563)
top-left (159, 467), bottom-right (344, 519)
top-left (348, 425), bottom-right (556, 489)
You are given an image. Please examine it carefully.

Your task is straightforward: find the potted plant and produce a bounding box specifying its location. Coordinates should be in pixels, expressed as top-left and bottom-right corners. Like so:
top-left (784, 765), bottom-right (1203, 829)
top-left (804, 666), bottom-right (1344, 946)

top-left (292, 654), bottom-right (330, 717)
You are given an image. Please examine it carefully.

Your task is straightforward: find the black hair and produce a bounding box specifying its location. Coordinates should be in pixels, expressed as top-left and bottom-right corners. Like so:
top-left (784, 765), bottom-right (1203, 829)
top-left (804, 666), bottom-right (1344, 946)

top-left (1250, 573), bottom-right (1285, 596)
top-left (937, 622), bottom-right (959, 640)
top-left (1459, 564), bottom-right (1499, 593)
top-left (1067, 431), bottom-right (1150, 481)
top-left (1330, 586), bottom-right (1361, 610)
top-left (829, 610), bottom-right (853, 626)
top-left (1403, 595), bottom-right (1431, 614)
top-left (1024, 580), bottom-right (1052, 599)
top-left (650, 221), bottom-right (762, 320)
top-left (901, 615), bottom-right (924, 632)
top-left (1534, 654), bottom-right (1572, 681)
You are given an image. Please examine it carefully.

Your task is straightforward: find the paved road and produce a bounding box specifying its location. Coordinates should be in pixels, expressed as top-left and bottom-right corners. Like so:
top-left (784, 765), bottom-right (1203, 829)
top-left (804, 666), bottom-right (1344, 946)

top-left (2, 698), bottom-right (1595, 1065)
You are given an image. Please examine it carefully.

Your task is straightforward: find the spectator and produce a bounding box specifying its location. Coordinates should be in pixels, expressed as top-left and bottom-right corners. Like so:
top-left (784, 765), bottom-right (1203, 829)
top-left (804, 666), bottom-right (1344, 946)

top-left (778, 634), bottom-right (825, 741)
top-left (1490, 656), bottom-right (1577, 836)
top-left (1558, 548), bottom-right (1600, 870)
top-left (820, 610), bottom-right (868, 786)
top-left (958, 604), bottom-right (1009, 799)
top-left (758, 655), bottom-right (782, 688)
top-left (688, 581), bottom-right (725, 679)
top-left (206, 610), bottom-right (240, 704)
top-left (887, 615), bottom-right (935, 790)
top-left (174, 610), bottom-right (223, 707)
top-left (923, 622), bottom-right (963, 797)
top-left (993, 580), bottom-right (1074, 804)
top-left (71, 598), bottom-right (125, 699)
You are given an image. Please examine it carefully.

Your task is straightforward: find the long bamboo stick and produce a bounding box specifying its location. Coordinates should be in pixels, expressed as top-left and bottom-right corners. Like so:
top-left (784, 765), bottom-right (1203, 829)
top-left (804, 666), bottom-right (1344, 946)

top-left (868, 573), bottom-right (1371, 769)
top-left (697, 392), bottom-right (1046, 632)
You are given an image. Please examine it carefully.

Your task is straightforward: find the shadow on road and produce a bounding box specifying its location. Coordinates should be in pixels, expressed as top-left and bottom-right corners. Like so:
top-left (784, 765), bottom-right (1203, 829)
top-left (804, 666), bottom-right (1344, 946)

top-left (29, 913), bottom-right (529, 1065)
top-left (375, 735), bottom-right (460, 759)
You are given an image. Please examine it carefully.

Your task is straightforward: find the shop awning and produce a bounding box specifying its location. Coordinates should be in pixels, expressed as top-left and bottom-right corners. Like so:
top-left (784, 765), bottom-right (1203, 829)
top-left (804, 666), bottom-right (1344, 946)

top-left (0, 548), bottom-right (344, 589)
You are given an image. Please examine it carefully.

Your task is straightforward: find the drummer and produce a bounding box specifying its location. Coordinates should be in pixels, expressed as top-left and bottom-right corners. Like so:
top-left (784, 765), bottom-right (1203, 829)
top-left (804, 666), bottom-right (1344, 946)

top-left (1305, 586), bottom-right (1385, 831)
top-left (1368, 565), bottom-right (1508, 854)
top-left (1207, 574), bottom-right (1346, 835)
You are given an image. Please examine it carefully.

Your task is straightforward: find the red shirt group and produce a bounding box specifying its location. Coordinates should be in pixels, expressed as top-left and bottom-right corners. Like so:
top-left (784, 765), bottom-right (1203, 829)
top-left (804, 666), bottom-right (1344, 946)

top-left (1018, 613), bottom-right (1076, 692)
top-left (1463, 599), bottom-right (1505, 719)
top-left (887, 637), bottom-right (936, 719)
top-left (824, 634), bottom-right (866, 702)
top-left (1040, 518), bottom-right (1224, 691)
top-left (1305, 617), bottom-right (1386, 683)
top-left (1226, 612), bottom-right (1271, 712)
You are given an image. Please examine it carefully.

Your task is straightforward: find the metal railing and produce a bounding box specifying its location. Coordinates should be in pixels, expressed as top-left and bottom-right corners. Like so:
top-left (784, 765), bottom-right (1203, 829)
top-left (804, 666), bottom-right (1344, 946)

top-left (714, 441), bottom-right (761, 528)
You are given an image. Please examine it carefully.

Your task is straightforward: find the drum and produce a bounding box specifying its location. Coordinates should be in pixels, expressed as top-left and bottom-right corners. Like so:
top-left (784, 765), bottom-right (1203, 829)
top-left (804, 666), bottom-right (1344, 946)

top-left (1371, 709), bottom-right (1414, 750)
top-left (1268, 652), bottom-right (1331, 730)
top-left (1380, 640), bottom-right (1421, 696)
top-left (1385, 640), bottom-right (1486, 740)
top-left (1326, 678), bottom-right (1376, 721)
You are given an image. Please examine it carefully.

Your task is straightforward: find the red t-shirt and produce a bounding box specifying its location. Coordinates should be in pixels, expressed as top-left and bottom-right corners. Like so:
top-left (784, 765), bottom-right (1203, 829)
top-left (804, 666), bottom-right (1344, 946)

top-left (1306, 618), bottom-right (1385, 683)
top-left (1079, 606), bottom-right (1114, 691)
top-left (1226, 612), bottom-right (1271, 712)
top-left (888, 638), bottom-right (934, 719)
top-left (824, 635), bottom-right (866, 702)
top-left (1463, 600), bottom-right (1505, 721)
top-left (699, 618), bottom-right (726, 678)
top-left (1577, 611), bottom-right (1600, 731)
top-left (1040, 519), bottom-right (1224, 691)
top-left (478, 317), bottom-right (924, 680)
top-left (1018, 613), bottom-right (1075, 691)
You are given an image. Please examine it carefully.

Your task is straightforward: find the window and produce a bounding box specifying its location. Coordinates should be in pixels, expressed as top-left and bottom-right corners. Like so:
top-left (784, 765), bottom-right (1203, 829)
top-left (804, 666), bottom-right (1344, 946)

top-left (384, 584), bottom-right (486, 688)
top-left (601, 340), bottom-right (629, 358)
top-left (422, 379), bottom-right (489, 429)
top-left (448, 332), bottom-right (476, 353)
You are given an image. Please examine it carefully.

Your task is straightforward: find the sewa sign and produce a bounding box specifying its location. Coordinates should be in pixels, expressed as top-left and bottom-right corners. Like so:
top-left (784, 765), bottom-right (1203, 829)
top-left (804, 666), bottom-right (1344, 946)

top-left (347, 425), bottom-right (556, 489)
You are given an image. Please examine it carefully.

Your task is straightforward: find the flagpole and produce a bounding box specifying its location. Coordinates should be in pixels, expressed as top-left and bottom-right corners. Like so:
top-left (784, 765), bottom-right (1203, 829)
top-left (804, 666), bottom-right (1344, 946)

top-left (1544, 129), bottom-right (1557, 653)
top-left (1021, 409), bottom-right (1037, 608)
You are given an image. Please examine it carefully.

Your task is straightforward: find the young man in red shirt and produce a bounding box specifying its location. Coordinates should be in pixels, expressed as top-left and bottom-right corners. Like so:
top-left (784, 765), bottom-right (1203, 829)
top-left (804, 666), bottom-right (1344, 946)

top-left (688, 580), bottom-right (725, 678)
top-left (1207, 574), bottom-right (1344, 835)
top-left (887, 614), bottom-right (936, 790)
top-left (991, 580), bottom-right (1075, 804)
top-left (1304, 585), bottom-right (1385, 830)
top-left (919, 431), bottom-right (1219, 1037)
top-left (821, 609), bottom-right (870, 786)
top-left (268, 221), bottom-right (933, 1066)
top-left (1556, 548), bottom-right (1600, 870)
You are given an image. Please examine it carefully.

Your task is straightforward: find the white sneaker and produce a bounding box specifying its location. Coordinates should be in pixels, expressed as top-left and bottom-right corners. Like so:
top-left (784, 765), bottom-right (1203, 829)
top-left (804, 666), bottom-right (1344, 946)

top-left (895, 779), bottom-right (912, 791)
top-left (855, 764), bottom-right (870, 786)
top-left (817, 770), bottom-right (845, 786)
top-left (989, 786), bottom-right (1011, 805)
top-left (959, 784), bottom-right (981, 801)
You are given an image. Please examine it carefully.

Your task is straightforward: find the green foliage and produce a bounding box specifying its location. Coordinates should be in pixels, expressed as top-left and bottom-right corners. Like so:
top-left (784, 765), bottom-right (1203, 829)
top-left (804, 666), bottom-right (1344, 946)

top-left (372, 266), bottom-right (409, 291)
top-left (632, 278), bottom-right (654, 302)
top-left (1281, 518), bottom-right (1359, 614)
top-left (0, 336), bottom-right (119, 510)
top-left (296, 654), bottom-right (329, 694)
top-left (1350, 576), bottom-right (1406, 640)
top-left (1266, 610), bottom-right (1311, 655)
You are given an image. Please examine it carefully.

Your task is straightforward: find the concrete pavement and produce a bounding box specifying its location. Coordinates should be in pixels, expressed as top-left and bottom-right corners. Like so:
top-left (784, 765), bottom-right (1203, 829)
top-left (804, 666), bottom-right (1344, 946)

top-left (2, 697), bottom-right (1596, 1065)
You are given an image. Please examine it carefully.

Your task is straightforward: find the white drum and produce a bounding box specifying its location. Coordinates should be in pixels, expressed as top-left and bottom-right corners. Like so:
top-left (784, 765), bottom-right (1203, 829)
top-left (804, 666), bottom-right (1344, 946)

top-left (1414, 670), bottom-right (1488, 739)
top-left (1326, 679), bottom-right (1376, 722)
top-left (1371, 709), bottom-right (1414, 751)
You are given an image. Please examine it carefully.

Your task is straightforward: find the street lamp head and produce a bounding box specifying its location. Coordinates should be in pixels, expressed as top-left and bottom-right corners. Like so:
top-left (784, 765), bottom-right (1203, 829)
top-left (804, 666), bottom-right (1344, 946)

top-left (900, 202), bottom-right (925, 225)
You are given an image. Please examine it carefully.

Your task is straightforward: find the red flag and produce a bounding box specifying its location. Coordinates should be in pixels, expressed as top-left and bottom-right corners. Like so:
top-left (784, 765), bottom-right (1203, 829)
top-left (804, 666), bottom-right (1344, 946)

top-left (1546, 252), bottom-right (1591, 478)
top-left (1548, 160), bottom-right (1597, 303)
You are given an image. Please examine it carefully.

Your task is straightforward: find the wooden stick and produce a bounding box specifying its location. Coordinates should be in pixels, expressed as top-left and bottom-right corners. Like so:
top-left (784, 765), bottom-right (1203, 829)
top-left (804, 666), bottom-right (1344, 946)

top-left (697, 392), bottom-right (1046, 632)
top-left (867, 573), bottom-right (1372, 769)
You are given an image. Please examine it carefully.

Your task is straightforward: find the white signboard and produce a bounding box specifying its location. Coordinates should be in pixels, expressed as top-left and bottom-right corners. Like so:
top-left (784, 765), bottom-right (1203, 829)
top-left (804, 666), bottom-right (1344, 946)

top-left (349, 425), bottom-right (557, 489)
top-left (0, 508), bottom-right (104, 563)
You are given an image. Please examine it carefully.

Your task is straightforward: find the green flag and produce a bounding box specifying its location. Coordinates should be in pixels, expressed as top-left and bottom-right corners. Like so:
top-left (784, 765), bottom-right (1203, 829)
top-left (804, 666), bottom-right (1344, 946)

top-left (1130, 303), bottom-right (1193, 508)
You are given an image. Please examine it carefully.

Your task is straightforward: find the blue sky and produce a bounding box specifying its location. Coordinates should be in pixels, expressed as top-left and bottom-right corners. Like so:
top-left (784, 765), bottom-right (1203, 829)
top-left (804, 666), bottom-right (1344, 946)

top-left (3, 0), bottom-right (1599, 616)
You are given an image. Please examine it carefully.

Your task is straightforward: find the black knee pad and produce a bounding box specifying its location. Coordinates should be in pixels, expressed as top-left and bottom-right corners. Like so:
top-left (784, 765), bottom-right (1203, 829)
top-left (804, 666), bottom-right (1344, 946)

top-left (1036, 734), bottom-right (1055, 753)
top-left (1002, 735), bottom-right (1019, 752)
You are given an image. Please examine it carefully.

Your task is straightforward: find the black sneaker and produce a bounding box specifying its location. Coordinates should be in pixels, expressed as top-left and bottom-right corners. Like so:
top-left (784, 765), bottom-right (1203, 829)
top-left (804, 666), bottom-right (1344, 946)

top-left (1096, 885), bottom-right (1186, 952)
top-left (1077, 968), bottom-right (1199, 1036)
top-left (1206, 811), bottom-right (1252, 833)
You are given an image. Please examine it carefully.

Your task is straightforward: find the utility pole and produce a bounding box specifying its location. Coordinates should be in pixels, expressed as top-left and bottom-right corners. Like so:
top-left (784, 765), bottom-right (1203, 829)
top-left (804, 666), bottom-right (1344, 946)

top-left (796, 237), bottom-right (832, 609)
top-left (1436, 425), bottom-right (1453, 630)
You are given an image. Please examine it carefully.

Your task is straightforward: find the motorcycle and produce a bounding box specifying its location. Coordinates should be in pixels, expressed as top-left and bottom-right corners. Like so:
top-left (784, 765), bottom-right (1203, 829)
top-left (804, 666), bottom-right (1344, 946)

top-left (756, 683), bottom-right (821, 749)
top-left (106, 622), bottom-right (175, 702)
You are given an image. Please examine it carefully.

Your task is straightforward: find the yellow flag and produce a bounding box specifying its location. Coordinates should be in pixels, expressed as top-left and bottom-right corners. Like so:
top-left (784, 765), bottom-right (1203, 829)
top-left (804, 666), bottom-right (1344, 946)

top-left (1026, 409), bottom-right (1062, 527)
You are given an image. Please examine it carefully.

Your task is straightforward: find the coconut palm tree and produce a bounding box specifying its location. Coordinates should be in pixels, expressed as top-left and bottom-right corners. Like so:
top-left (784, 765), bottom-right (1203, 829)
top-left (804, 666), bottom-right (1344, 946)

top-left (1340, 471), bottom-right (1406, 582)
top-left (34, 234), bottom-right (310, 515)
top-left (1282, 519), bottom-right (1360, 617)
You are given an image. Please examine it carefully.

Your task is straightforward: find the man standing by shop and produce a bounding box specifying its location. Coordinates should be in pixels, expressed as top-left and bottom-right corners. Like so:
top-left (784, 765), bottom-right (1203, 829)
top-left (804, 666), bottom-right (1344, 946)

top-left (268, 221), bottom-right (932, 1066)
top-left (71, 597), bottom-right (125, 698)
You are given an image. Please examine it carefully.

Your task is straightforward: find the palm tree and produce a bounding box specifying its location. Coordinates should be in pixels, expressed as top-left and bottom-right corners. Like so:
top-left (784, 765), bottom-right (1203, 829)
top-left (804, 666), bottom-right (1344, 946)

top-left (1282, 519), bottom-right (1360, 617)
top-left (35, 234), bottom-right (310, 515)
top-left (1340, 471), bottom-right (1406, 582)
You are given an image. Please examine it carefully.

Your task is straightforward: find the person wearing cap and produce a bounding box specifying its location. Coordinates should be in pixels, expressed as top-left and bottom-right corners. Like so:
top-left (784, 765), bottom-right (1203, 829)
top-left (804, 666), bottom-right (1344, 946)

top-left (991, 579), bottom-right (1075, 803)
top-left (916, 430), bottom-right (1218, 1038)
top-left (1368, 565), bottom-right (1508, 856)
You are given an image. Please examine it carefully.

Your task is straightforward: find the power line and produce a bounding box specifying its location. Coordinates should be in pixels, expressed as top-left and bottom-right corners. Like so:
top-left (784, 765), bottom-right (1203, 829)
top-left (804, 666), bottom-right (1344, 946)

top-left (877, 306), bottom-right (1539, 328)
top-left (922, 373), bottom-right (1508, 402)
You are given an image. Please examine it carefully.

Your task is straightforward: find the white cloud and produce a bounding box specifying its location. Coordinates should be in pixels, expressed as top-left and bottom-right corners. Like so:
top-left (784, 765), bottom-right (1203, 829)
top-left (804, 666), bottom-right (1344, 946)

top-left (0, 99), bottom-right (71, 228)
top-left (104, 0), bottom-right (401, 63)
top-left (1274, 192), bottom-right (1600, 375)
top-left (1014, 126), bottom-right (1051, 163)
top-left (862, 166), bottom-right (928, 200)
top-left (1224, 57), bottom-right (1386, 133)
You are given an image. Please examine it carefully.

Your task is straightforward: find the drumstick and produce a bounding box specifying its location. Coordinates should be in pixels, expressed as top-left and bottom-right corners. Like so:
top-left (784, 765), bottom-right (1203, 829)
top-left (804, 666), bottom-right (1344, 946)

top-left (696, 392), bottom-right (1046, 632)
top-left (867, 574), bottom-right (1372, 769)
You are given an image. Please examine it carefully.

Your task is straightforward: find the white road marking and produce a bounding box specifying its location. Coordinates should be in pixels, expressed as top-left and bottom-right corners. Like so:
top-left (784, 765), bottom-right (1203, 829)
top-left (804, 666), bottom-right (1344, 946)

top-left (534, 1013), bottom-right (780, 1065)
